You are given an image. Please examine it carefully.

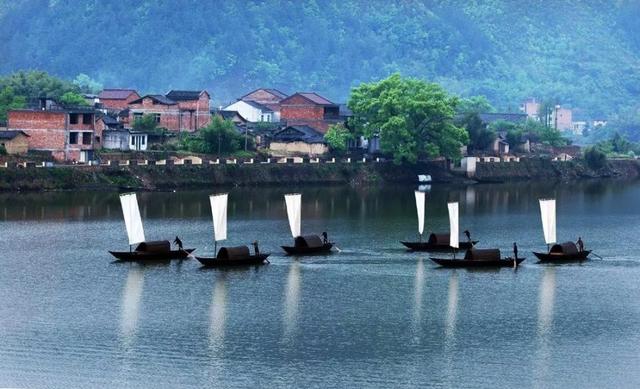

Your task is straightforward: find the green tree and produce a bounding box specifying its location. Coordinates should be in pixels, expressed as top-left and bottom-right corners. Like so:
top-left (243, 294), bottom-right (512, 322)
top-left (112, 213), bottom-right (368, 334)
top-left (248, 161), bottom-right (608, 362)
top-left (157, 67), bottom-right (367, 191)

top-left (324, 124), bottom-right (352, 154)
top-left (132, 114), bottom-right (160, 134)
top-left (348, 73), bottom-right (468, 164)
top-left (73, 73), bottom-right (103, 94)
top-left (584, 147), bottom-right (607, 170)
top-left (0, 70), bottom-right (78, 99)
top-left (200, 116), bottom-right (243, 154)
top-left (457, 113), bottom-right (495, 151)
top-left (0, 86), bottom-right (26, 123)
top-left (59, 91), bottom-right (89, 106)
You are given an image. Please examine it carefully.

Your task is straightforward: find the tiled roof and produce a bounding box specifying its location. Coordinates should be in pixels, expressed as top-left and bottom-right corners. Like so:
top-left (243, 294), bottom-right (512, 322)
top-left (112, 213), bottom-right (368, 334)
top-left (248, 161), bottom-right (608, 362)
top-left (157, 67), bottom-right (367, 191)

top-left (165, 90), bottom-right (207, 101)
top-left (99, 89), bottom-right (138, 100)
top-left (0, 130), bottom-right (29, 139)
top-left (297, 92), bottom-right (334, 105)
top-left (244, 100), bottom-right (274, 112)
top-left (240, 88), bottom-right (287, 101)
top-left (130, 95), bottom-right (177, 105)
top-left (272, 125), bottom-right (325, 143)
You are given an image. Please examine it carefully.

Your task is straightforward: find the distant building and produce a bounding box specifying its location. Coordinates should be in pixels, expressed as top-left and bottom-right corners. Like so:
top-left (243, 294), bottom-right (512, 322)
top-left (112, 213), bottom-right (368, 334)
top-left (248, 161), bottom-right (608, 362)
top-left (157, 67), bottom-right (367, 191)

top-left (239, 88), bottom-right (287, 121)
top-left (552, 107), bottom-right (573, 131)
top-left (269, 125), bottom-right (328, 156)
top-left (280, 92), bottom-right (346, 133)
top-left (592, 119), bottom-right (608, 128)
top-left (478, 112), bottom-right (528, 125)
top-left (520, 98), bottom-right (540, 120)
top-left (7, 99), bottom-right (101, 162)
top-left (212, 109), bottom-right (248, 126)
top-left (128, 90), bottom-right (210, 132)
top-left (0, 130), bottom-right (30, 154)
top-left (98, 89), bottom-right (141, 111)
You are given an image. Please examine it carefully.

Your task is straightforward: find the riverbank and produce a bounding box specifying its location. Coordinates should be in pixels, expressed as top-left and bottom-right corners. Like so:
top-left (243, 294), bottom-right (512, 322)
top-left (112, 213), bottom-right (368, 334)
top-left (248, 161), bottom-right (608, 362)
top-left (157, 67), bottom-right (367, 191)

top-left (0, 158), bottom-right (638, 191)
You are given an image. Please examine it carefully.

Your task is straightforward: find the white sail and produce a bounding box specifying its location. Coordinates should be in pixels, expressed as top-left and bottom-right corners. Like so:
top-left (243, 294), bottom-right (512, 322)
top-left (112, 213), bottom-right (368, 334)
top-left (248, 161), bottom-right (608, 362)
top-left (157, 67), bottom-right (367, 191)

top-left (448, 202), bottom-right (459, 249)
top-left (210, 193), bottom-right (228, 242)
top-left (539, 199), bottom-right (556, 245)
top-left (120, 193), bottom-right (145, 245)
top-left (285, 193), bottom-right (301, 238)
top-left (414, 190), bottom-right (425, 235)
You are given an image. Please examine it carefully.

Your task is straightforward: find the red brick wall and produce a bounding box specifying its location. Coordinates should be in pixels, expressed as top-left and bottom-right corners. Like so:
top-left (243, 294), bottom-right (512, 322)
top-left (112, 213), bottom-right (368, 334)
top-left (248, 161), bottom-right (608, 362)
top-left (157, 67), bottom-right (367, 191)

top-left (100, 92), bottom-right (140, 110)
top-left (129, 96), bottom-right (210, 132)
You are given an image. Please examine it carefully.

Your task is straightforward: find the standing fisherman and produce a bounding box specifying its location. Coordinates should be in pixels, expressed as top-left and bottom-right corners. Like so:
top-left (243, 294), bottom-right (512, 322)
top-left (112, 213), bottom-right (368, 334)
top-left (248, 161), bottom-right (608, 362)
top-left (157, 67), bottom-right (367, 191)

top-left (173, 236), bottom-right (183, 250)
top-left (253, 240), bottom-right (260, 256)
top-left (513, 242), bottom-right (518, 259)
top-left (322, 231), bottom-right (329, 244)
top-left (577, 237), bottom-right (584, 252)
top-left (464, 230), bottom-right (471, 243)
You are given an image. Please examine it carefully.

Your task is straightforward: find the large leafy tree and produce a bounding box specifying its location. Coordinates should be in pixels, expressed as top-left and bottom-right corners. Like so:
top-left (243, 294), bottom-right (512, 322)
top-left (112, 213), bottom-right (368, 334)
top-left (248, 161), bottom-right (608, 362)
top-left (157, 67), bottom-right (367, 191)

top-left (0, 86), bottom-right (26, 123)
top-left (324, 124), bottom-right (351, 154)
top-left (348, 74), bottom-right (468, 163)
top-left (458, 113), bottom-right (495, 151)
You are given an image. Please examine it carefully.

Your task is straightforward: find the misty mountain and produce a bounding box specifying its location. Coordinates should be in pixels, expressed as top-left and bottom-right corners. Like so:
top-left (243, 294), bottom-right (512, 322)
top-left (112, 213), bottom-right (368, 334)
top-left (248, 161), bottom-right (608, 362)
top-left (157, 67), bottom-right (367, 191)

top-left (1, 0), bottom-right (639, 115)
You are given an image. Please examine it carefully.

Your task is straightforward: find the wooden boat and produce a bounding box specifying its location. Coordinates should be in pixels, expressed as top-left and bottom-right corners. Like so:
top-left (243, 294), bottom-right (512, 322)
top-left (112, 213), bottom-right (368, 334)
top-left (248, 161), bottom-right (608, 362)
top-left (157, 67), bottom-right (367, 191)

top-left (196, 246), bottom-right (270, 267)
top-left (282, 193), bottom-right (334, 256)
top-left (401, 191), bottom-right (477, 251)
top-left (431, 249), bottom-right (525, 268)
top-left (533, 242), bottom-right (591, 263)
top-left (533, 199), bottom-right (590, 263)
top-left (109, 193), bottom-right (194, 261)
top-left (401, 233), bottom-right (477, 251)
top-left (196, 193), bottom-right (270, 268)
top-left (110, 240), bottom-right (194, 261)
top-left (282, 235), bottom-right (333, 255)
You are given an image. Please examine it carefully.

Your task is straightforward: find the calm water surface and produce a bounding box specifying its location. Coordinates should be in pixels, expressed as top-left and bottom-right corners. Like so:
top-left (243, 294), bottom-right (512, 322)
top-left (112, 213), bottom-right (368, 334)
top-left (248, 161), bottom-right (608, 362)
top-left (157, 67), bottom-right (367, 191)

top-left (1, 181), bottom-right (640, 388)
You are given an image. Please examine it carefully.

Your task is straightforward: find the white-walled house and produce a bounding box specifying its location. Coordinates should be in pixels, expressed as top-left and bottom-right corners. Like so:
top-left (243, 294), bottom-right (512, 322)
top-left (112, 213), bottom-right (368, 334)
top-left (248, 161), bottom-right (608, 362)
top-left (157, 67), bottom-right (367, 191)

top-left (103, 129), bottom-right (148, 151)
top-left (223, 100), bottom-right (278, 123)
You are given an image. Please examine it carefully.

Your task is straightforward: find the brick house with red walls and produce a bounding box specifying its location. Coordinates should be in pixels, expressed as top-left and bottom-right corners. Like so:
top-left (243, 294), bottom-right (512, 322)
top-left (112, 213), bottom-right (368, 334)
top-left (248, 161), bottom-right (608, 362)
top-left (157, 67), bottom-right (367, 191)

top-left (7, 100), bottom-right (101, 162)
top-left (98, 89), bottom-right (140, 111)
top-left (280, 92), bottom-right (345, 133)
top-left (128, 90), bottom-right (210, 132)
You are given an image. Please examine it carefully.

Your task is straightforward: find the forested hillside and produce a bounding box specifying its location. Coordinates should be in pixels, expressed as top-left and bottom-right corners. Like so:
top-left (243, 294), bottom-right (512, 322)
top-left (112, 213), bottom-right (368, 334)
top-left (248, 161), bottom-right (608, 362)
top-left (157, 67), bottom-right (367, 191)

top-left (1, 0), bottom-right (639, 115)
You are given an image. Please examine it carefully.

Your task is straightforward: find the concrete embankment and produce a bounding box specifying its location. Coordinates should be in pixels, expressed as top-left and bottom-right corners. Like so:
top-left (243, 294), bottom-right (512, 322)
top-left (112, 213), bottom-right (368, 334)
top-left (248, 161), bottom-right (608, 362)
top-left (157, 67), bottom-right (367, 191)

top-left (0, 161), bottom-right (453, 191)
top-left (473, 158), bottom-right (640, 182)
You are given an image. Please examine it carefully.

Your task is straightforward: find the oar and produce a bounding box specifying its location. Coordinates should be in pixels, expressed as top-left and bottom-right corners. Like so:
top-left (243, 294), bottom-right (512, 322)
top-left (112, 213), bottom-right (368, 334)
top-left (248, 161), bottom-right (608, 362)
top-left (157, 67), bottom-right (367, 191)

top-left (333, 245), bottom-right (342, 252)
top-left (590, 252), bottom-right (603, 260)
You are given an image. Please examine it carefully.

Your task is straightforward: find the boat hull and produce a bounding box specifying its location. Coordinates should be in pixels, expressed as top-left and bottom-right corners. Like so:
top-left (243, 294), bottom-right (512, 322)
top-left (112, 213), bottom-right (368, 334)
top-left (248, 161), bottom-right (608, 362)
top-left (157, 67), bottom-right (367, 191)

top-left (401, 241), bottom-right (477, 251)
top-left (195, 253), bottom-right (270, 267)
top-left (533, 250), bottom-right (591, 263)
top-left (430, 257), bottom-right (525, 268)
top-left (282, 243), bottom-right (333, 255)
top-left (109, 248), bottom-right (194, 261)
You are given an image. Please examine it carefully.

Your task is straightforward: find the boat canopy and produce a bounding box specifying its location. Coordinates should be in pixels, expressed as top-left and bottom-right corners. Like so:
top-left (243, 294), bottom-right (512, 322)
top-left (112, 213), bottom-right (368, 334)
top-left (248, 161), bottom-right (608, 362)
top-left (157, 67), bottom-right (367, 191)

top-left (464, 248), bottom-right (501, 261)
top-left (217, 245), bottom-right (250, 260)
top-left (550, 242), bottom-right (579, 255)
top-left (428, 233), bottom-right (450, 245)
top-left (135, 240), bottom-right (170, 253)
top-left (294, 235), bottom-right (324, 248)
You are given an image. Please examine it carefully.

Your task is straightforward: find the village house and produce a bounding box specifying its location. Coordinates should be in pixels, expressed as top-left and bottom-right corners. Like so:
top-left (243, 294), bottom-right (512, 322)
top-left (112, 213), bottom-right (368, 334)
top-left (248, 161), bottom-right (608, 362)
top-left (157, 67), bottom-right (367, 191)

top-left (552, 106), bottom-right (573, 131)
top-left (0, 130), bottom-right (30, 154)
top-left (268, 125), bottom-right (328, 156)
top-left (520, 98), bottom-right (540, 120)
top-left (103, 129), bottom-right (148, 151)
top-left (239, 88), bottom-right (287, 120)
top-left (222, 100), bottom-right (275, 122)
top-left (7, 99), bottom-right (101, 162)
top-left (280, 92), bottom-right (347, 133)
top-left (98, 89), bottom-right (140, 111)
top-left (212, 109), bottom-right (248, 126)
top-left (128, 90), bottom-right (210, 133)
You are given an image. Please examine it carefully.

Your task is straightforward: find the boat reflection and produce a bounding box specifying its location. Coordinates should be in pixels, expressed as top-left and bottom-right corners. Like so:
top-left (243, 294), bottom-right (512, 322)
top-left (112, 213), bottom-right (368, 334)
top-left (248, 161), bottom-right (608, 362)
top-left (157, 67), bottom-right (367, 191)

top-left (443, 270), bottom-right (459, 384)
top-left (119, 266), bottom-right (144, 348)
top-left (283, 261), bottom-right (301, 342)
top-left (208, 274), bottom-right (227, 352)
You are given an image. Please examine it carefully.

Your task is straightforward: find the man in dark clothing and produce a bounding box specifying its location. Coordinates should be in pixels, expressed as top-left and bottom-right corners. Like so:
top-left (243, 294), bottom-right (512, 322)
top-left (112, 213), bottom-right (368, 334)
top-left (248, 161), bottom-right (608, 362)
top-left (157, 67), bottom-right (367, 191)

top-left (174, 236), bottom-right (183, 250)
top-left (577, 237), bottom-right (584, 252)
top-left (322, 231), bottom-right (328, 244)
top-left (253, 241), bottom-right (260, 256)
top-left (464, 230), bottom-right (471, 243)
top-left (513, 242), bottom-right (518, 259)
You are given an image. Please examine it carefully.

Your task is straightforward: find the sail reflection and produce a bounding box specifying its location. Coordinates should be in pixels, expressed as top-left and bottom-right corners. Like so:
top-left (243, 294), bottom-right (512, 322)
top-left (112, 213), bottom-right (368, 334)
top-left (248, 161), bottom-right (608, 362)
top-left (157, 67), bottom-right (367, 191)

top-left (412, 259), bottom-right (426, 333)
top-left (535, 267), bottom-right (556, 388)
top-left (445, 271), bottom-right (459, 342)
top-left (208, 275), bottom-right (227, 351)
top-left (120, 267), bottom-right (144, 346)
top-left (283, 262), bottom-right (301, 341)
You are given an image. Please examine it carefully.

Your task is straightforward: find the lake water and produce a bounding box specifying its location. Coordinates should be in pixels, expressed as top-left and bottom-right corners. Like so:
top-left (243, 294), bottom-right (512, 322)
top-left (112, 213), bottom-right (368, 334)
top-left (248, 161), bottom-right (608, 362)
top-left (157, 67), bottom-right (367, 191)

top-left (1, 181), bottom-right (640, 388)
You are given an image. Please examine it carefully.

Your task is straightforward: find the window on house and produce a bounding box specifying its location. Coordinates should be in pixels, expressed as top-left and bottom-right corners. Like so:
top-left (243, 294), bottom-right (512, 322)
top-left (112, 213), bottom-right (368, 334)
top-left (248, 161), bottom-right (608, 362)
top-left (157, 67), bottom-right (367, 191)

top-left (95, 136), bottom-right (101, 143)
top-left (70, 113), bottom-right (79, 124)
top-left (82, 132), bottom-right (92, 145)
top-left (141, 136), bottom-right (146, 145)
top-left (82, 114), bottom-right (92, 124)
top-left (154, 113), bottom-right (161, 123)
top-left (131, 136), bottom-right (136, 146)
top-left (69, 132), bottom-right (79, 144)
top-left (133, 112), bottom-right (143, 121)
